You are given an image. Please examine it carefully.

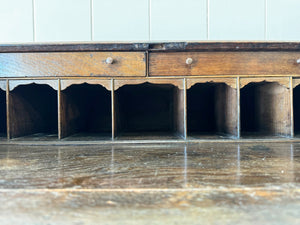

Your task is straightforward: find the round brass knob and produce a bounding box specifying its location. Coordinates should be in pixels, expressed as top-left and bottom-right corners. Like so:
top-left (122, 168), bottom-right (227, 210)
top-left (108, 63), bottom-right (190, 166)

top-left (186, 58), bottom-right (193, 65)
top-left (106, 57), bottom-right (114, 64)
top-left (297, 59), bottom-right (300, 64)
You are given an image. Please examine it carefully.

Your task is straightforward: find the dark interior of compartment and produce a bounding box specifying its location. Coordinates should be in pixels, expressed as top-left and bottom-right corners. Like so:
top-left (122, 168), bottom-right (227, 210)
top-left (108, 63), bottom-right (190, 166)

top-left (0, 90), bottom-right (6, 136)
top-left (241, 83), bottom-right (257, 133)
top-left (187, 83), bottom-right (237, 136)
top-left (62, 83), bottom-right (111, 136)
top-left (188, 84), bottom-right (216, 133)
top-left (10, 84), bottom-right (58, 137)
top-left (241, 82), bottom-right (290, 136)
top-left (293, 85), bottom-right (300, 134)
top-left (116, 83), bottom-right (175, 134)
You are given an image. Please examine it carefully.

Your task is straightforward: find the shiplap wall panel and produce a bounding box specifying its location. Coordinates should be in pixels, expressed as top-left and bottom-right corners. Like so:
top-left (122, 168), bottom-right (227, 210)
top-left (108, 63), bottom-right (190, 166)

top-left (35, 0), bottom-right (91, 42)
top-left (267, 0), bottom-right (300, 40)
top-left (93, 0), bottom-right (149, 41)
top-left (0, 0), bottom-right (300, 43)
top-left (150, 0), bottom-right (207, 40)
top-left (209, 0), bottom-right (265, 40)
top-left (0, 0), bottom-right (33, 42)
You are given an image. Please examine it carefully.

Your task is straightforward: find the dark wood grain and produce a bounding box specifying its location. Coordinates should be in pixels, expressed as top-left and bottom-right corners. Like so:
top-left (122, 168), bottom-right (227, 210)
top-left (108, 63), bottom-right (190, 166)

top-left (1, 42), bottom-right (300, 52)
top-left (0, 43), bottom-right (149, 52)
top-left (149, 42), bottom-right (300, 51)
top-left (0, 52), bottom-right (146, 77)
top-left (149, 52), bottom-right (300, 76)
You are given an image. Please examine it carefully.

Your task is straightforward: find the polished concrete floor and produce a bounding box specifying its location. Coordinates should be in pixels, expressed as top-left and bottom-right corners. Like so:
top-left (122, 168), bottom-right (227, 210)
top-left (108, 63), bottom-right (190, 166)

top-left (0, 142), bottom-right (299, 224)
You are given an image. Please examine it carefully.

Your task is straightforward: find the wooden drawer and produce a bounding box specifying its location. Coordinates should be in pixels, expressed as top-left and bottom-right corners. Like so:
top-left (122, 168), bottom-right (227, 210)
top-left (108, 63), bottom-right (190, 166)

top-left (0, 52), bottom-right (146, 77)
top-left (149, 52), bottom-right (300, 76)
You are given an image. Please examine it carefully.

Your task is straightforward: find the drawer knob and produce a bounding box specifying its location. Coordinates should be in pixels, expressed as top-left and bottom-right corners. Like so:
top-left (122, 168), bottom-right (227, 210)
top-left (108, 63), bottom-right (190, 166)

top-left (186, 58), bottom-right (193, 65)
top-left (106, 57), bottom-right (114, 64)
top-left (297, 59), bottom-right (300, 64)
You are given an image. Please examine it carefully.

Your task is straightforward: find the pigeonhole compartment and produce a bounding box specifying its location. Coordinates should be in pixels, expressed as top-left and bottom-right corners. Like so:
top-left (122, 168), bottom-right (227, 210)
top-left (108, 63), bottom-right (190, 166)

top-left (115, 82), bottom-right (184, 139)
top-left (9, 83), bottom-right (58, 140)
top-left (0, 87), bottom-right (6, 138)
top-left (187, 82), bottom-right (238, 139)
top-left (241, 81), bottom-right (291, 138)
top-left (60, 83), bottom-right (112, 140)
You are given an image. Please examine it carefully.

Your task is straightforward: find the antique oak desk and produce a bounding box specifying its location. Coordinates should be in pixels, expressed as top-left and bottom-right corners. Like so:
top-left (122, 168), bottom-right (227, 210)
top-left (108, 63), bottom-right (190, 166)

top-left (0, 42), bottom-right (300, 143)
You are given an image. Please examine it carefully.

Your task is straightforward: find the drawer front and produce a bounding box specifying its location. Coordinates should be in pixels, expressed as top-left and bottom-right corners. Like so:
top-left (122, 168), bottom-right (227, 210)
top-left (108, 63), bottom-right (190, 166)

top-left (149, 52), bottom-right (300, 76)
top-left (0, 52), bottom-right (146, 77)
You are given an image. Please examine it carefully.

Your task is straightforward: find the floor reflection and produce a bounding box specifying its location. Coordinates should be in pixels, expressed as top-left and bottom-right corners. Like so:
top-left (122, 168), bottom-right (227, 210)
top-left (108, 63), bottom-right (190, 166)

top-left (0, 142), bottom-right (299, 189)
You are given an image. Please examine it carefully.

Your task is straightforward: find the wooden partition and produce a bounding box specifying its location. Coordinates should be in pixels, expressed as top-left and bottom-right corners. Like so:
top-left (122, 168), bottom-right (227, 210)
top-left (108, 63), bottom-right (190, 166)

top-left (8, 81), bottom-right (58, 139)
top-left (187, 79), bottom-right (238, 139)
top-left (240, 79), bottom-right (291, 137)
top-left (114, 79), bottom-right (185, 140)
top-left (60, 80), bottom-right (112, 140)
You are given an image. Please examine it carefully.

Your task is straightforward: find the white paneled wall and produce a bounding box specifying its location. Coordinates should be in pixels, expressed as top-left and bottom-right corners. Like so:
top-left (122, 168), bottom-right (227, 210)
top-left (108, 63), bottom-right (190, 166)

top-left (209, 0), bottom-right (265, 40)
top-left (267, 0), bottom-right (300, 40)
top-left (93, 0), bottom-right (149, 41)
top-left (150, 0), bottom-right (207, 40)
top-left (0, 0), bottom-right (33, 42)
top-left (0, 0), bottom-right (300, 43)
top-left (35, 0), bottom-right (91, 41)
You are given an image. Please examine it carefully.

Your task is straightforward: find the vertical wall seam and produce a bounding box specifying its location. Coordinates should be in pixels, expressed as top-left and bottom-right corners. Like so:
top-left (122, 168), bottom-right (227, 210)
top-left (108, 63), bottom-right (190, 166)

top-left (90, 0), bottom-right (94, 41)
top-left (32, 0), bottom-right (36, 41)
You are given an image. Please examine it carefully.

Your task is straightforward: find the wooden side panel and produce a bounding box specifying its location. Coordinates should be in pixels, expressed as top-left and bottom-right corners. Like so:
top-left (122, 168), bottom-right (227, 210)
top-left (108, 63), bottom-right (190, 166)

top-left (9, 96), bottom-right (32, 138)
top-left (215, 85), bottom-right (238, 136)
top-left (60, 92), bottom-right (76, 138)
top-left (0, 52), bottom-right (146, 77)
top-left (149, 52), bottom-right (300, 76)
top-left (173, 87), bottom-right (185, 138)
top-left (256, 83), bottom-right (291, 136)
